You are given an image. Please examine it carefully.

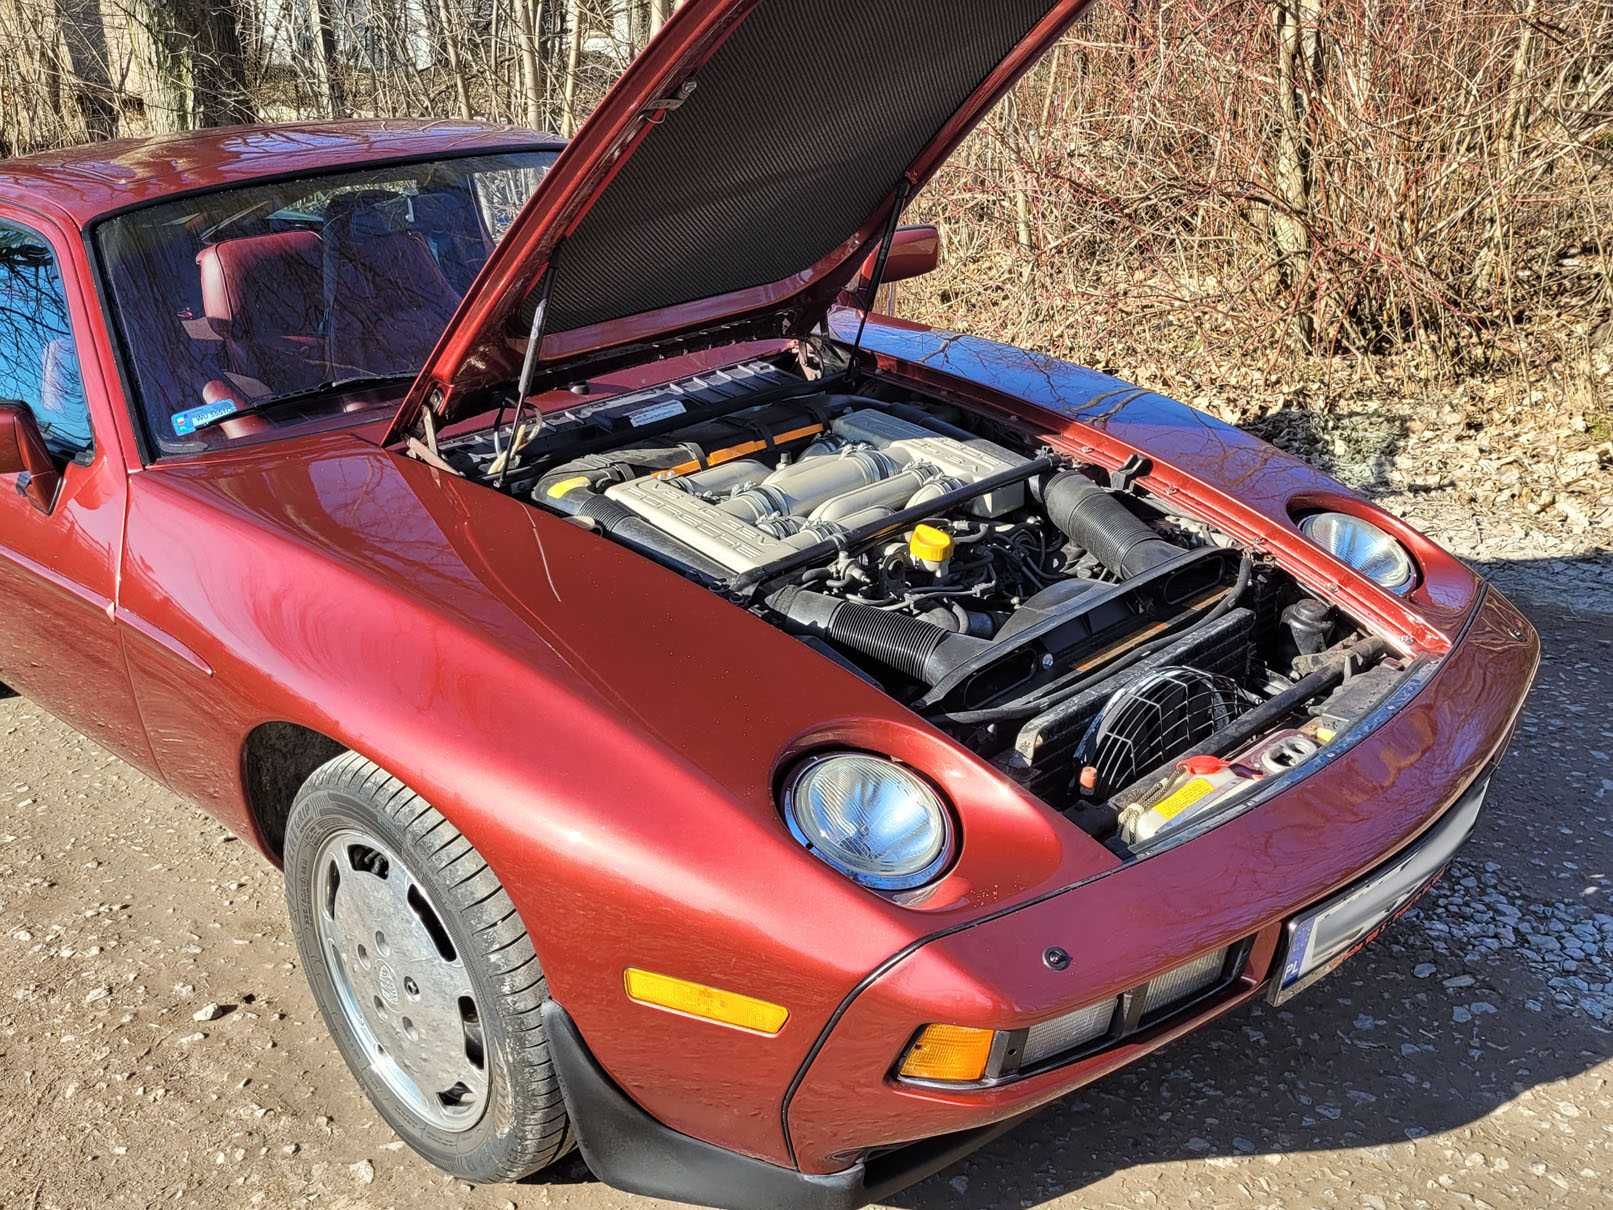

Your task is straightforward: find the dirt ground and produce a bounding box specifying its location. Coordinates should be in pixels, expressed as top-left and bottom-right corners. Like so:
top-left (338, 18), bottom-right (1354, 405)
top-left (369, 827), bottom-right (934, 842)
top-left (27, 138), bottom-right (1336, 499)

top-left (1, 561), bottom-right (1609, 1209)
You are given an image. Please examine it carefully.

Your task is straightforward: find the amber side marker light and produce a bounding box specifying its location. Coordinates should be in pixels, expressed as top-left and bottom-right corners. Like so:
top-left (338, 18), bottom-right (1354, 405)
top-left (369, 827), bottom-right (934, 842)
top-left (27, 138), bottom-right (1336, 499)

top-left (623, 968), bottom-right (789, 1036)
top-left (898, 1023), bottom-right (996, 1082)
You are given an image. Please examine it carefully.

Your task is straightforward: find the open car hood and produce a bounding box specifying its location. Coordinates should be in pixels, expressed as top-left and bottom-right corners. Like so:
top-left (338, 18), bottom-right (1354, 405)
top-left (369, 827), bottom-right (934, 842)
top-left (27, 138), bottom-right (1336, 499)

top-left (386, 0), bottom-right (1092, 443)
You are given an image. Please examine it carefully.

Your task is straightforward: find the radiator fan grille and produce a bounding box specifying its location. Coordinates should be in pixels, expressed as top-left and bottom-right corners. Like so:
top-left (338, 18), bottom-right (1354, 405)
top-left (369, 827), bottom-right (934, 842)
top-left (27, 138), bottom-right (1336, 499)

top-left (1075, 667), bottom-right (1249, 798)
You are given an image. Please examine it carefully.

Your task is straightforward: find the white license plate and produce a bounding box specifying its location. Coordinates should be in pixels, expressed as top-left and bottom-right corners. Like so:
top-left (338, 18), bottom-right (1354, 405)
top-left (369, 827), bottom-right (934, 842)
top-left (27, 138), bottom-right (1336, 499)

top-left (1270, 776), bottom-right (1490, 1005)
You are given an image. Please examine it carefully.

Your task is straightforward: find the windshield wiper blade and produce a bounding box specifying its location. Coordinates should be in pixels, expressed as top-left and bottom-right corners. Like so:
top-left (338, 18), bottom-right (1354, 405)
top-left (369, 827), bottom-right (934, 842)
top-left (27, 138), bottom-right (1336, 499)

top-left (190, 373), bottom-right (416, 433)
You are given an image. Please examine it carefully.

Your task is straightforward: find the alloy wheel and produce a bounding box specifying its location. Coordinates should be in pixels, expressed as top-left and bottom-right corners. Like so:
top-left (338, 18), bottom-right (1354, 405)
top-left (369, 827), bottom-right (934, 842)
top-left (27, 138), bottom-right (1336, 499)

top-left (311, 828), bottom-right (489, 1132)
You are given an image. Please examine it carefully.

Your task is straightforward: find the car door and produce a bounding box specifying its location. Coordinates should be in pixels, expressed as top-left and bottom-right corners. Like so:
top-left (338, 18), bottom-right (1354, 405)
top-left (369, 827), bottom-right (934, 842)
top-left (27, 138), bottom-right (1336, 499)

top-left (0, 212), bottom-right (156, 771)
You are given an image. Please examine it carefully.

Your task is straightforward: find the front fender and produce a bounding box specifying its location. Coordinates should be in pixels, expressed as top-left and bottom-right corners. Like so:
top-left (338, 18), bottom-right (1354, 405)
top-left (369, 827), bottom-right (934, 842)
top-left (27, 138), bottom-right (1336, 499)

top-left (114, 434), bottom-right (1105, 1165)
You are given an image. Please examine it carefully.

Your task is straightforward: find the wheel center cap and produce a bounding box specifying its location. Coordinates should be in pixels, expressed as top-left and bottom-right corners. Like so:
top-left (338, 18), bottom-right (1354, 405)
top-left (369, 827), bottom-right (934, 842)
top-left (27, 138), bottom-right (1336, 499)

top-left (375, 960), bottom-right (401, 1006)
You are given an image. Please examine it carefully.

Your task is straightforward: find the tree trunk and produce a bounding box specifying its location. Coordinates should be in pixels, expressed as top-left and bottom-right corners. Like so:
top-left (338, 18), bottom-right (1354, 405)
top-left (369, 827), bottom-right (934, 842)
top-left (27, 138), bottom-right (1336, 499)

top-left (308, 0), bottom-right (347, 119)
top-left (189, 0), bottom-right (255, 127)
top-left (131, 2), bottom-right (190, 134)
top-left (134, 0), bottom-right (254, 131)
top-left (435, 0), bottom-right (474, 120)
top-left (1473, 0), bottom-right (1541, 294)
top-left (42, 24), bottom-right (62, 126)
top-left (1268, 0), bottom-right (1323, 350)
top-left (560, 0), bottom-right (584, 137)
top-left (58, 0), bottom-right (119, 141)
top-left (649, 0), bottom-right (673, 38)
top-left (516, 0), bottom-right (547, 129)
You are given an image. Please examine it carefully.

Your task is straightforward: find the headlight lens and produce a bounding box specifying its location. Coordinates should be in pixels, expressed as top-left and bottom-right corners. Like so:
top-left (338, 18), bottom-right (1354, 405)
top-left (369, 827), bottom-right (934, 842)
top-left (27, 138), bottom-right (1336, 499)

top-left (783, 753), bottom-right (954, 890)
top-left (1299, 511), bottom-right (1416, 594)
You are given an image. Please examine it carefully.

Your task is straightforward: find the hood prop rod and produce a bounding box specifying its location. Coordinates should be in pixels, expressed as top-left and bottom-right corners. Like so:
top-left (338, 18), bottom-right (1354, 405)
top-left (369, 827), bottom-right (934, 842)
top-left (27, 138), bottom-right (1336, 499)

top-left (496, 261), bottom-right (559, 489)
top-left (848, 178), bottom-right (912, 363)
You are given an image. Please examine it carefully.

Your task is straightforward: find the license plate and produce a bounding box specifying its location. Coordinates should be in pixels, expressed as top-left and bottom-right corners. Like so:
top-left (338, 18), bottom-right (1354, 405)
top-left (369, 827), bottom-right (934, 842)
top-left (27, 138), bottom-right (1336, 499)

top-left (1269, 775), bottom-right (1490, 1006)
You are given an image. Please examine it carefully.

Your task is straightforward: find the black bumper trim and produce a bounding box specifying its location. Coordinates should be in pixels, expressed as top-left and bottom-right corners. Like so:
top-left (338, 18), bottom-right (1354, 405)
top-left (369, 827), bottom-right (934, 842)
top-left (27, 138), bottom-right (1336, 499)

top-left (541, 1001), bottom-right (1025, 1210)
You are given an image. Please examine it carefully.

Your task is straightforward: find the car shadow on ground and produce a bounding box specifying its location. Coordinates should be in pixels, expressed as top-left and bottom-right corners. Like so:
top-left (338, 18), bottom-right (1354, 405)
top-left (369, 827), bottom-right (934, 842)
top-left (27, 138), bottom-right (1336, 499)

top-left (1245, 405), bottom-right (1419, 496)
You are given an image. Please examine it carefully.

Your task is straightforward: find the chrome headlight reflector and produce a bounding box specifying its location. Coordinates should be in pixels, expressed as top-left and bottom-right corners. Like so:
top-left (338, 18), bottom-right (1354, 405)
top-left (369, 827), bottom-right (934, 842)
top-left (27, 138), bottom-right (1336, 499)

top-left (1299, 511), bottom-right (1416, 594)
top-left (783, 753), bottom-right (954, 890)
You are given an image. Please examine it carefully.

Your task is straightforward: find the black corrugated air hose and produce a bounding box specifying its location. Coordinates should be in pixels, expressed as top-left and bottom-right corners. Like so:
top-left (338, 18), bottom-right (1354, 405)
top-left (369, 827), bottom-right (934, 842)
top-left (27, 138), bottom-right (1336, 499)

top-left (766, 585), bottom-right (988, 685)
top-left (1042, 470), bottom-right (1185, 579)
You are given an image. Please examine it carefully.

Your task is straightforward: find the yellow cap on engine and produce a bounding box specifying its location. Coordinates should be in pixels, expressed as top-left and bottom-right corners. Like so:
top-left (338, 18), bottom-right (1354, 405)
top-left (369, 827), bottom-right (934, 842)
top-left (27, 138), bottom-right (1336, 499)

top-left (546, 475), bottom-right (593, 499)
top-left (909, 524), bottom-right (954, 564)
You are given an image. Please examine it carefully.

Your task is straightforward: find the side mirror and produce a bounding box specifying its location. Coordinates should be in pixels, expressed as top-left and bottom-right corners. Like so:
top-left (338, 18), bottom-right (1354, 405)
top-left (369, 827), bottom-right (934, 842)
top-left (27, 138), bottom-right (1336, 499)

top-left (0, 401), bottom-right (62, 513)
top-left (854, 224), bottom-right (941, 291)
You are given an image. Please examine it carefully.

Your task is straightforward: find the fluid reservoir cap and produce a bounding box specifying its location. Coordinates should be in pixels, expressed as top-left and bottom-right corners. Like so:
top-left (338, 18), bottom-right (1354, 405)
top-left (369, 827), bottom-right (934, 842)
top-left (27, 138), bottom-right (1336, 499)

top-left (909, 523), bottom-right (954, 564)
top-left (546, 475), bottom-right (593, 499)
top-left (1181, 754), bottom-right (1227, 775)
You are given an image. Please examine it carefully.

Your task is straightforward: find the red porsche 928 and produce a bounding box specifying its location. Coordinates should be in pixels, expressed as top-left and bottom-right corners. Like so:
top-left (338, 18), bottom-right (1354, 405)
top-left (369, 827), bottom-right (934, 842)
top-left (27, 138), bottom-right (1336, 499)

top-left (0, 2), bottom-right (1536, 1206)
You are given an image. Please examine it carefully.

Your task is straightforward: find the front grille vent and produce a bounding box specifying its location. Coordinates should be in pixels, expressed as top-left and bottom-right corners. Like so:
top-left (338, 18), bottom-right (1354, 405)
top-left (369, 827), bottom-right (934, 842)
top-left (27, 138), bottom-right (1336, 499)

top-left (1142, 946), bottom-right (1229, 1016)
top-left (1006, 943), bottom-right (1243, 1077)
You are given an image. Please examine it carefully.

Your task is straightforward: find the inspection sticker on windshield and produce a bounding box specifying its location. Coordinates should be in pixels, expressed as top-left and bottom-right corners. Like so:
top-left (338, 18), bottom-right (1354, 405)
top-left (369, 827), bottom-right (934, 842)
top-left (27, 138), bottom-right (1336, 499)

top-left (627, 400), bottom-right (686, 427)
top-left (172, 399), bottom-right (239, 435)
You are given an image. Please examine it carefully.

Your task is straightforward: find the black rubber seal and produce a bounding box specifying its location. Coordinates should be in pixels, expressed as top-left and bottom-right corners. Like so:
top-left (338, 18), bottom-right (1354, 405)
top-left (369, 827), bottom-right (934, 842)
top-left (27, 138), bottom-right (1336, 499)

top-left (540, 1001), bottom-right (1025, 1210)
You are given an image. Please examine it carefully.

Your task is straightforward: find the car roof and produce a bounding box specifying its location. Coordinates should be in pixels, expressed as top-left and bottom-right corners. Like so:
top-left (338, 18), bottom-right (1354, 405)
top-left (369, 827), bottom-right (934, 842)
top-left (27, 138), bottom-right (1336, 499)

top-left (0, 119), bottom-right (564, 227)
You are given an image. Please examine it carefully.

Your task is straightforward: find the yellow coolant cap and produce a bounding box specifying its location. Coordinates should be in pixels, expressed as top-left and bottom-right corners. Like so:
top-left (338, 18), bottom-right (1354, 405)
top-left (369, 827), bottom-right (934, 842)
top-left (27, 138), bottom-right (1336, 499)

top-left (909, 524), bottom-right (954, 564)
top-left (546, 475), bottom-right (593, 499)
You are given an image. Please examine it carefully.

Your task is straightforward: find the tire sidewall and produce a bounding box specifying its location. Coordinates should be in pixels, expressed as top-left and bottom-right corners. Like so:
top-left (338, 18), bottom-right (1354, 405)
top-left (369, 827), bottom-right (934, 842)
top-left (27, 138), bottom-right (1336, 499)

top-left (284, 781), bottom-right (527, 1178)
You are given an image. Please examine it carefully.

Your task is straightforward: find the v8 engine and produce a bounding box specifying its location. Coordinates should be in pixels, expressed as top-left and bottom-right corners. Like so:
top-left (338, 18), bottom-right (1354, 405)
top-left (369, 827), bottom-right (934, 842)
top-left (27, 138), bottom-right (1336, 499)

top-left (596, 407), bottom-right (1026, 574)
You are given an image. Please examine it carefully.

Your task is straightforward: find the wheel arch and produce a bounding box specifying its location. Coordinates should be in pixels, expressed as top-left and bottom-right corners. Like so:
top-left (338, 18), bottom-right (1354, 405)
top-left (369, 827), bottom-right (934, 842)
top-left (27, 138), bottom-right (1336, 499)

top-left (241, 720), bottom-right (347, 862)
top-left (242, 715), bottom-right (580, 1045)
top-left (239, 719), bottom-right (549, 899)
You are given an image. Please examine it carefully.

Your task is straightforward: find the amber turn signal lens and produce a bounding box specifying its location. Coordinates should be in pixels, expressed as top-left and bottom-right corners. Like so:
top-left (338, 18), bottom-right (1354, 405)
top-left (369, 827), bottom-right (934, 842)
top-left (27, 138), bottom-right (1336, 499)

top-left (898, 1023), bottom-right (996, 1082)
top-left (623, 968), bottom-right (789, 1036)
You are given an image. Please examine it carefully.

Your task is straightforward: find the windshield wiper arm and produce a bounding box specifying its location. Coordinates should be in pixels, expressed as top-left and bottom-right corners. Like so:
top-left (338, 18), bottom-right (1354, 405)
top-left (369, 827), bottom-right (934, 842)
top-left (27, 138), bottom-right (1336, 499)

top-left (190, 373), bottom-right (416, 433)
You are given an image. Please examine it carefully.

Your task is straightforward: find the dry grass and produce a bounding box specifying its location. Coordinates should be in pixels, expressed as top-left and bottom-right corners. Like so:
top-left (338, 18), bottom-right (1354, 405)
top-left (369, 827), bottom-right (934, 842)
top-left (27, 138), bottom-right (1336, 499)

top-left (901, 1), bottom-right (1612, 392)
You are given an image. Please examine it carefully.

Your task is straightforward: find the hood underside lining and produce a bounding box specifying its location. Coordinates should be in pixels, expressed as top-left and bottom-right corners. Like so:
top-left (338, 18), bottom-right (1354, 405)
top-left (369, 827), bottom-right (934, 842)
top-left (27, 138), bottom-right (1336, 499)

top-left (544, 0), bottom-right (1057, 335)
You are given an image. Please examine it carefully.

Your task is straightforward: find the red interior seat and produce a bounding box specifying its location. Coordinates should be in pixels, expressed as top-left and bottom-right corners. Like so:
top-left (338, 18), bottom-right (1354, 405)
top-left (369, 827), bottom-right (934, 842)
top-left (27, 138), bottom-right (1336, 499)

top-left (197, 231), bottom-right (326, 393)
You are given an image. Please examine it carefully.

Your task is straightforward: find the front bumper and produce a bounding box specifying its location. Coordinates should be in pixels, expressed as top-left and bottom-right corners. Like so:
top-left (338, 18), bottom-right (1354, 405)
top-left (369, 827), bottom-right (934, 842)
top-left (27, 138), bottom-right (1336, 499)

top-left (544, 768), bottom-right (1491, 1210)
top-left (548, 586), bottom-right (1536, 1208)
top-left (784, 586), bottom-right (1536, 1174)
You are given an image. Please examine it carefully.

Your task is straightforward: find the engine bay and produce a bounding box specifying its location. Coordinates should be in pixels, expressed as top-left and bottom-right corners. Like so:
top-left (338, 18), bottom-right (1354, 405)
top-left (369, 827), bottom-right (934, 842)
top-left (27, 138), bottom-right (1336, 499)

top-left (439, 358), bottom-right (1414, 857)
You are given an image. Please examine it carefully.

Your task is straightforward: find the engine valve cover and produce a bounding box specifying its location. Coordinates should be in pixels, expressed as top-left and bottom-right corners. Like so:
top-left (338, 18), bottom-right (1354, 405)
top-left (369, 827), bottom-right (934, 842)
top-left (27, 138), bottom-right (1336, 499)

top-left (603, 408), bottom-right (1027, 574)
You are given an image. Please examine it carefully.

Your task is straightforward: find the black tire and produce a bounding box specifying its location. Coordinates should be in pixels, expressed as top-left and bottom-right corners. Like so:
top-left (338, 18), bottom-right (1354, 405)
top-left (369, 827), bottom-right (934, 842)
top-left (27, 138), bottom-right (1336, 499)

top-left (283, 751), bottom-right (572, 1182)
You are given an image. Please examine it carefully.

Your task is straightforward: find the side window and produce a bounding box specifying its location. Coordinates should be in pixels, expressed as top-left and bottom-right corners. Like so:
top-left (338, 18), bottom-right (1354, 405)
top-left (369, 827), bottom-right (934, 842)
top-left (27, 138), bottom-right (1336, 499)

top-left (0, 222), bottom-right (93, 460)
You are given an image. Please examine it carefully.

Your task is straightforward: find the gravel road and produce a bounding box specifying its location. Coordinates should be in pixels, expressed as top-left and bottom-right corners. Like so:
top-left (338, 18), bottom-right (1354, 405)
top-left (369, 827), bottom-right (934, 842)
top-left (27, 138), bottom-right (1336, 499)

top-left (1, 565), bottom-right (1609, 1210)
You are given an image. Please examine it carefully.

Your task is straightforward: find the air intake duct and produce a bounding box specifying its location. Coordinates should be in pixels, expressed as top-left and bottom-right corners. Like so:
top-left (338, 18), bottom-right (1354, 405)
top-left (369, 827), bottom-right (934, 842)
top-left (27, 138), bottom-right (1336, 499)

top-left (767, 586), bottom-right (987, 685)
top-left (570, 492), bottom-right (732, 581)
top-left (1043, 472), bottom-right (1184, 579)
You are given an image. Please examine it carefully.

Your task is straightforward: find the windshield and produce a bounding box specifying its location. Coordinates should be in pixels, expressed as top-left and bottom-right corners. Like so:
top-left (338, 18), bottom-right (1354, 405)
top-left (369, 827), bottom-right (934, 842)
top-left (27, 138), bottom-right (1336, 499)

top-left (96, 149), bottom-right (556, 453)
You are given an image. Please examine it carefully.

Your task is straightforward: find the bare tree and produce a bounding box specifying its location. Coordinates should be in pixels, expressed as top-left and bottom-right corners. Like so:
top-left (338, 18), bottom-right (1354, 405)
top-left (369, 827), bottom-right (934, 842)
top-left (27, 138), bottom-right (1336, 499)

top-left (648, 0), bottom-right (672, 39)
top-left (1269, 0), bottom-right (1324, 350)
top-left (434, 0), bottom-right (473, 119)
top-left (307, 0), bottom-right (347, 118)
top-left (514, 0), bottom-right (546, 129)
top-left (187, 0), bottom-right (255, 127)
top-left (128, 0), bottom-right (254, 131)
top-left (559, 0), bottom-right (583, 136)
